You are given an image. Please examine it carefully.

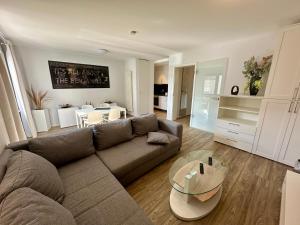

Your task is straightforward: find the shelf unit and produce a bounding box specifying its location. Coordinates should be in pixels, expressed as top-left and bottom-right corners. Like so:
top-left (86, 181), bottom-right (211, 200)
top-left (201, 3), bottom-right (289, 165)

top-left (214, 95), bottom-right (263, 152)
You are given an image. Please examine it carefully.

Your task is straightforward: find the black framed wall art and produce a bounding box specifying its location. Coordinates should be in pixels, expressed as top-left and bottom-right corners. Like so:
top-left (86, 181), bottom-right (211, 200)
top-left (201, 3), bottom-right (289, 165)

top-left (48, 60), bottom-right (110, 89)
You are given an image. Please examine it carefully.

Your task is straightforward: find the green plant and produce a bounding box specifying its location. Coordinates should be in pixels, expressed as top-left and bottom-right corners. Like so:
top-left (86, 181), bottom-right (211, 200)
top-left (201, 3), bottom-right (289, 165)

top-left (242, 55), bottom-right (272, 94)
top-left (26, 86), bottom-right (51, 110)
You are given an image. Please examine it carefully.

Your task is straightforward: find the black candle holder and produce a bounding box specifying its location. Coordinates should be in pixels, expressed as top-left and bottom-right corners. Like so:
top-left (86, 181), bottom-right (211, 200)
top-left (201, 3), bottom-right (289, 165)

top-left (208, 157), bottom-right (213, 166)
top-left (200, 163), bottom-right (204, 174)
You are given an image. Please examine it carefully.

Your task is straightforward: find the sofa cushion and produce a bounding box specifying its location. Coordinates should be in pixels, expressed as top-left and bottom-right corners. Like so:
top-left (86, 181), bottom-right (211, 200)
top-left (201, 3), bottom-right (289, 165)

top-left (131, 114), bottom-right (159, 136)
top-left (93, 119), bottom-right (133, 150)
top-left (58, 155), bottom-right (152, 225)
top-left (0, 150), bottom-right (64, 203)
top-left (0, 187), bottom-right (76, 225)
top-left (96, 131), bottom-right (179, 181)
top-left (147, 132), bottom-right (170, 145)
top-left (0, 149), bottom-right (13, 183)
top-left (28, 128), bottom-right (95, 167)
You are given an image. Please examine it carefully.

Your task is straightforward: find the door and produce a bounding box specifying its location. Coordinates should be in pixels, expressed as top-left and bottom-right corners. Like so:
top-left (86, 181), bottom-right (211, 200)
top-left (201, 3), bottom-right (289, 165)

top-left (125, 71), bottom-right (133, 112)
top-left (190, 58), bottom-right (228, 133)
top-left (279, 97), bottom-right (300, 166)
top-left (253, 99), bottom-right (293, 160)
top-left (265, 26), bottom-right (300, 100)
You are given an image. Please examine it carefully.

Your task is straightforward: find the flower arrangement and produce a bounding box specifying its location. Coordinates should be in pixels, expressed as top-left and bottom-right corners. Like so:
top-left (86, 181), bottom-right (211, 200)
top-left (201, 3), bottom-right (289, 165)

top-left (242, 55), bottom-right (272, 95)
top-left (26, 86), bottom-right (51, 110)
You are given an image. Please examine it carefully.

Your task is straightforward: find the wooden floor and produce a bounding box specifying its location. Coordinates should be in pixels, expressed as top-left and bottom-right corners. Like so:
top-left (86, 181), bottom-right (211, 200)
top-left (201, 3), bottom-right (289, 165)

top-left (126, 113), bottom-right (290, 225)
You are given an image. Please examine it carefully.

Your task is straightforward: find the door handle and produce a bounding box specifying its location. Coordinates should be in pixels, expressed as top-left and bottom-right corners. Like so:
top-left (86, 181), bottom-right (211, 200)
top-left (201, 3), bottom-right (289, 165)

top-left (288, 101), bottom-right (295, 113)
top-left (294, 101), bottom-right (300, 114)
top-left (228, 122), bottom-right (240, 126)
top-left (227, 130), bottom-right (239, 135)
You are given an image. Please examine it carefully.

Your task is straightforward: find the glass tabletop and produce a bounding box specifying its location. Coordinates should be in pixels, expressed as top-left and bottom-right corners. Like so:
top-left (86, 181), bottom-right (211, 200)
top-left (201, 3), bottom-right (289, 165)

top-left (169, 150), bottom-right (227, 195)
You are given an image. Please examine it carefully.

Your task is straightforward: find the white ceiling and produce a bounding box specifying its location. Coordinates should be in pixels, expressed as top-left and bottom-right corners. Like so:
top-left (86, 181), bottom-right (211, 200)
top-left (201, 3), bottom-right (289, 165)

top-left (1, 0), bottom-right (300, 60)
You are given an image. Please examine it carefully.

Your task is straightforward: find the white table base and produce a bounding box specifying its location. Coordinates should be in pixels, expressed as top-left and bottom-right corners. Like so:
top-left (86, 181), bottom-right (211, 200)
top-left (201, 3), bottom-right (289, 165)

top-left (169, 186), bottom-right (222, 221)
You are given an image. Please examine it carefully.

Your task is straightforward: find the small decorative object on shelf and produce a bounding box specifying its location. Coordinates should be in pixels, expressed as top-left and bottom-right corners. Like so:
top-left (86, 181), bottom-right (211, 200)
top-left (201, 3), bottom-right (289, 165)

top-left (208, 157), bottom-right (213, 166)
top-left (231, 86), bottom-right (239, 95)
top-left (59, 104), bottom-right (72, 108)
top-left (294, 159), bottom-right (300, 173)
top-left (200, 163), bottom-right (204, 174)
top-left (242, 55), bottom-right (272, 96)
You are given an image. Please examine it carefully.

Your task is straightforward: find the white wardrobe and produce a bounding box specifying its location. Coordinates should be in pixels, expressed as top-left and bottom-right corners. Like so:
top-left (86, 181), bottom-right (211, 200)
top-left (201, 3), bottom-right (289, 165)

top-left (253, 24), bottom-right (300, 166)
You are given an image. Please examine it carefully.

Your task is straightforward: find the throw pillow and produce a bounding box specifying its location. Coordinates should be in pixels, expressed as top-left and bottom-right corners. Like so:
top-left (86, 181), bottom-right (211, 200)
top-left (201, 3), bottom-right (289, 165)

top-left (147, 132), bottom-right (170, 145)
top-left (28, 128), bottom-right (95, 167)
top-left (0, 150), bottom-right (64, 203)
top-left (0, 188), bottom-right (76, 225)
top-left (131, 114), bottom-right (159, 136)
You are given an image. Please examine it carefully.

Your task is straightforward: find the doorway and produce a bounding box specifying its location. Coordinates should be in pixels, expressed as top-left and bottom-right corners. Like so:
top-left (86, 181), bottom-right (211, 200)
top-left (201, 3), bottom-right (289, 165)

top-left (153, 59), bottom-right (169, 119)
top-left (173, 65), bottom-right (195, 124)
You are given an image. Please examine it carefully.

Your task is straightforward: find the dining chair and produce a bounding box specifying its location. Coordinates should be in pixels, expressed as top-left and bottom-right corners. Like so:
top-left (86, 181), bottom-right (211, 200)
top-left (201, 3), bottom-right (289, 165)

top-left (83, 111), bottom-right (104, 127)
top-left (105, 108), bottom-right (121, 122)
top-left (81, 105), bottom-right (94, 109)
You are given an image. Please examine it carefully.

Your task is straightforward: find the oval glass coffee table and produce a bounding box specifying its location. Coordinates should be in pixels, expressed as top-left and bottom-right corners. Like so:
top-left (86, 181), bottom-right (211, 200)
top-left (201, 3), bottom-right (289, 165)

top-left (169, 150), bottom-right (227, 221)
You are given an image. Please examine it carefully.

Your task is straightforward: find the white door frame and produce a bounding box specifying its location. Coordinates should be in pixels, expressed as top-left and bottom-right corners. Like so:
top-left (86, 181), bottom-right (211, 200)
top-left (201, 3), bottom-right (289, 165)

top-left (170, 64), bottom-right (196, 121)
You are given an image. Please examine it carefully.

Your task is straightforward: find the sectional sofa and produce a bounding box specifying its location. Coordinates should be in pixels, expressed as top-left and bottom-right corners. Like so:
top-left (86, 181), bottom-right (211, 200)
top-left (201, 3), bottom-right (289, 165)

top-left (0, 114), bottom-right (182, 225)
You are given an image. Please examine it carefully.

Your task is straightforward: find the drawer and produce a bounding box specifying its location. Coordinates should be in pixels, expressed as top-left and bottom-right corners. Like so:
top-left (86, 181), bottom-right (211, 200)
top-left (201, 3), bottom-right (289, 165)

top-left (216, 119), bottom-right (256, 135)
top-left (214, 135), bottom-right (253, 152)
top-left (215, 127), bottom-right (255, 144)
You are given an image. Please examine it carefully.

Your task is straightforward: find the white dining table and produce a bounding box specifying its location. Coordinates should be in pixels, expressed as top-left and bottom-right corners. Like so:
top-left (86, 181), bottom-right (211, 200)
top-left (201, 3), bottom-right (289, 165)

top-left (75, 106), bottom-right (126, 128)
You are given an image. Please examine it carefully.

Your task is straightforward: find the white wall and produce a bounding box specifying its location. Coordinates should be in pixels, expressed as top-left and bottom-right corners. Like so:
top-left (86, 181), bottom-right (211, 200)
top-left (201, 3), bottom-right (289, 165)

top-left (15, 45), bottom-right (126, 126)
top-left (125, 58), bottom-right (154, 116)
top-left (181, 33), bottom-right (276, 95)
top-left (154, 64), bottom-right (168, 84)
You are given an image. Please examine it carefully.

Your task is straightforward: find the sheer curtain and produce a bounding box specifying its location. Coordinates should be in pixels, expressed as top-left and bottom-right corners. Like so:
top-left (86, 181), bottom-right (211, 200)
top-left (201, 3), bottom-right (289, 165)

top-left (5, 41), bottom-right (37, 138)
top-left (0, 36), bottom-right (37, 146)
top-left (0, 51), bottom-right (26, 143)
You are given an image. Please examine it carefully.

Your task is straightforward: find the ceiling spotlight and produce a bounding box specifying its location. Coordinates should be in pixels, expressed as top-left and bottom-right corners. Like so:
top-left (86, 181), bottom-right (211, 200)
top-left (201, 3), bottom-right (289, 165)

top-left (130, 30), bottom-right (138, 35)
top-left (97, 49), bottom-right (109, 54)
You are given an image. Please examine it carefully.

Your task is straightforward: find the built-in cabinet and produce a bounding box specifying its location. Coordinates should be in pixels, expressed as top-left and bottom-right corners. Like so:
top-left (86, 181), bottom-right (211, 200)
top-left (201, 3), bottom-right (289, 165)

top-left (214, 96), bottom-right (262, 152)
top-left (252, 24), bottom-right (300, 166)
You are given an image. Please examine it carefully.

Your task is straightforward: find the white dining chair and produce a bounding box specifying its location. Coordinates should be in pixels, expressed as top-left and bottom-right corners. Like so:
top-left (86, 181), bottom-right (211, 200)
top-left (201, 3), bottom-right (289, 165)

top-left (105, 108), bottom-right (121, 122)
top-left (83, 111), bottom-right (104, 127)
top-left (81, 105), bottom-right (94, 109)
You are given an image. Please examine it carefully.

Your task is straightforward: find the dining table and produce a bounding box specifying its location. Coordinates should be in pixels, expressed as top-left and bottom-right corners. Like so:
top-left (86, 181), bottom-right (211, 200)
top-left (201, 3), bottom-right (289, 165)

top-left (75, 106), bottom-right (127, 128)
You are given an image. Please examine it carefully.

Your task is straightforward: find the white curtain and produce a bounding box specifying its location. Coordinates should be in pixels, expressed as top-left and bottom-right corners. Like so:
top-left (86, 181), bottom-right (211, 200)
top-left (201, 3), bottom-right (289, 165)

top-left (5, 41), bottom-right (37, 138)
top-left (0, 51), bottom-right (26, 144)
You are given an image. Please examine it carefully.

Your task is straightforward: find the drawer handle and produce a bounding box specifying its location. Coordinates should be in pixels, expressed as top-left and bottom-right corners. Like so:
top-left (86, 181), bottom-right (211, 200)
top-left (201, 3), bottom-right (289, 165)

top-left (227, 130), bottom-right (239, 135)
top-left (226, 138), bottom-right (237, 143)
top-left (228, 122), bottom-right (240, 126)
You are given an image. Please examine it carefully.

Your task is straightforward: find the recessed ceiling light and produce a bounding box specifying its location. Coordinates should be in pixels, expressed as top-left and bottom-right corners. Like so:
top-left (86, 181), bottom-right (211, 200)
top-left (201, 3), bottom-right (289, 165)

top-left (97, 49), bottom-right (109, 54)
top-left (130, 30), bottom-right (138, 35)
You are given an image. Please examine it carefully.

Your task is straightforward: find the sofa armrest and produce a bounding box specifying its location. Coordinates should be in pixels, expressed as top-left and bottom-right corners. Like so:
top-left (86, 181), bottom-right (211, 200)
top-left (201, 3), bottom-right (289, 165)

top-left (5, 140), bottom-right (29, 151)
top-left (158, 119), bottom-right (183, 147)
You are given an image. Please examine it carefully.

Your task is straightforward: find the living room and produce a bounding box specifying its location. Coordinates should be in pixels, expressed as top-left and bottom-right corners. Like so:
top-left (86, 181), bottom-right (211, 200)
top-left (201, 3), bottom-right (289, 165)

top-left (1, 1), bottom-right (300, 225)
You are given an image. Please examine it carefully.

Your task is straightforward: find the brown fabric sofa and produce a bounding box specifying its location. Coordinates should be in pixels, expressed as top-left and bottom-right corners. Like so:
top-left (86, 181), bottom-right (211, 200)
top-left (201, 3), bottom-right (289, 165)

top-left (0, 115), bottom-right (182, 225)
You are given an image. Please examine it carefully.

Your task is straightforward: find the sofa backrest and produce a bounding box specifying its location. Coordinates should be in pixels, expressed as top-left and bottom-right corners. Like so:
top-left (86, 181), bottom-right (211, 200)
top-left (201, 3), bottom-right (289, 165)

top-left (131, 113), bottom-right (159, 136)
top-left (28, 128), bottom-right (96, 167)
top-left (93, 119), bottom-right (134, 150)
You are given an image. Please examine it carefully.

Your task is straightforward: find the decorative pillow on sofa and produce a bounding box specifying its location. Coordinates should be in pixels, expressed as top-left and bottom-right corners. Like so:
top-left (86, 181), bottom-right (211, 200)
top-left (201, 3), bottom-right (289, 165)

top-left (28, 128), bottom-right (95, 167)
top-left (147, 132), bottom-right (170, 145)
top-left (0, 149), bottom-right (13, 183)
top-left (93, 119), bottom-right (134, 150)
top-left (131, 114), bottom-right (159, 136)
top-left (0, 188), bottom-right (76, 225)
top-left (0, 150), bottom-right (64, 203)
